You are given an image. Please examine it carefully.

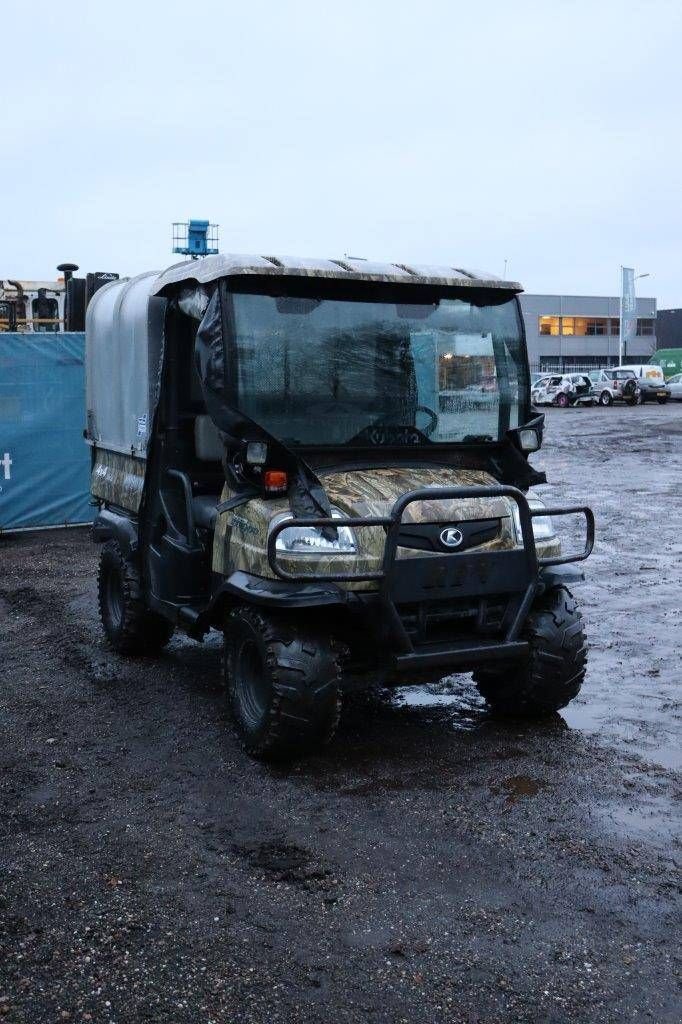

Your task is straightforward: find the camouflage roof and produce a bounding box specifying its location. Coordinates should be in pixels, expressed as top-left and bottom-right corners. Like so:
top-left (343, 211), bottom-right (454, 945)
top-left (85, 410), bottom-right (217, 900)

top-left (151, 253), bottom-right (522, 294)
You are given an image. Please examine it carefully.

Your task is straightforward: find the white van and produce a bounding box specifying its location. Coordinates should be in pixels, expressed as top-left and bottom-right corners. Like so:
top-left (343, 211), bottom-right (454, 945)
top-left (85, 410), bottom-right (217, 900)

top-left (614, 364), bottom-right (670, 404)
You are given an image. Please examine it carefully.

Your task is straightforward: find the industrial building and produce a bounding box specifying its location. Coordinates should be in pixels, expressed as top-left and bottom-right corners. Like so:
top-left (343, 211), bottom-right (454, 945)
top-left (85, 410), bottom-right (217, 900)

top-left (519, 293), bottom-right (657, 372)
top-left (656, 308), bottom-right (682, 350)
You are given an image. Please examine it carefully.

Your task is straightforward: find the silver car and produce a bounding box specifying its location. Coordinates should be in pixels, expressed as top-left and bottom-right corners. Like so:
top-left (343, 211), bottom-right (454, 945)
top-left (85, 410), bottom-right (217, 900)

top-left (588, 369), bottom-right (641, 407)
top-left (666, 372), bottom-right (682, 400)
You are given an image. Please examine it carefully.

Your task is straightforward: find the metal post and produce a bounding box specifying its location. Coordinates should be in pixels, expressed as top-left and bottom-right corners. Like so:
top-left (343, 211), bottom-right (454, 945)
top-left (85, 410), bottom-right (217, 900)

top-left (618, 266), bottom-right (623, 365)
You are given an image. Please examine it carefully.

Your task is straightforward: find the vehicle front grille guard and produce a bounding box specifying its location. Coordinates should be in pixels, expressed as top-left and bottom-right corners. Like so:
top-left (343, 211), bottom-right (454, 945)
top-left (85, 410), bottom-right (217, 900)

top-left (266, 486), bottom-right (595, 670)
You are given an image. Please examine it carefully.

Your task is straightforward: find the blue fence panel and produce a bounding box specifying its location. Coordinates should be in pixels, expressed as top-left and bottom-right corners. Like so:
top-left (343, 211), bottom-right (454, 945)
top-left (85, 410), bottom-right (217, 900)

top-left (0, 332), bottom-right (93, 531)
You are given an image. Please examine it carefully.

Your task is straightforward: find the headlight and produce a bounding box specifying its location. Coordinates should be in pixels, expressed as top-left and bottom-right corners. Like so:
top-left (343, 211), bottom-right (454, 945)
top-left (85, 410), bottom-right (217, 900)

top-left (512, 494), bottom-right (556, 543)
top-left (270, 509), bottom-right (357, 555)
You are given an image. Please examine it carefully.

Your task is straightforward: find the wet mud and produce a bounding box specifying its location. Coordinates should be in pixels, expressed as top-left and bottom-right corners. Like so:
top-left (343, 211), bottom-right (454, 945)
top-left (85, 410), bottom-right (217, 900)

top-left (0, 404), bottom-right (680, 1023)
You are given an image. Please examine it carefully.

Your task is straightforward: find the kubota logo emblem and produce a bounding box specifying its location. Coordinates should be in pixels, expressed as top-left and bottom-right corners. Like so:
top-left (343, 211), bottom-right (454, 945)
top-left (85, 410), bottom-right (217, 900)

top-left (440, 527), bottom-right (463, 548)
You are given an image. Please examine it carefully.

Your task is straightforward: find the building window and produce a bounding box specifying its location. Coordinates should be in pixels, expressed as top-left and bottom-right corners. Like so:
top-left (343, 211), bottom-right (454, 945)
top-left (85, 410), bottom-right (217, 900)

top-left (562, 317), bottom-right (609, 336)
top-left (537, 314), bottom-right (651, 338)
top-left (585, 318), bottom-right (608, 335)
top-left (636, 318), bottom-right (654, 336)
top-left (539, 316), bottom-right (560, 336)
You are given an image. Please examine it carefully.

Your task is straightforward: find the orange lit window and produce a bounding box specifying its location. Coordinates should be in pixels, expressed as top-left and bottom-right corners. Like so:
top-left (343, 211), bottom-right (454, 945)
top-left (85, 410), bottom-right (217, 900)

top-left (538, 316), bottom-right (560, 336)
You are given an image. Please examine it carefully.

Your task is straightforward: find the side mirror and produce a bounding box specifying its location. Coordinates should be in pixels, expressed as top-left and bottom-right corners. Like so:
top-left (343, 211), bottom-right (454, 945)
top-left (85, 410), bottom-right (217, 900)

top-left (518, 428), bottom-right (541, 452)
top-left (508, 412), bottom-right (545, 454)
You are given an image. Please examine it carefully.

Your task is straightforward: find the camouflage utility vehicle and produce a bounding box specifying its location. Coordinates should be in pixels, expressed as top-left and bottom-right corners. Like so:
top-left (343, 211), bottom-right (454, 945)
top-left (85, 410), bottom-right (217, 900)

top-left (86, 255), bottom-right (594, 759)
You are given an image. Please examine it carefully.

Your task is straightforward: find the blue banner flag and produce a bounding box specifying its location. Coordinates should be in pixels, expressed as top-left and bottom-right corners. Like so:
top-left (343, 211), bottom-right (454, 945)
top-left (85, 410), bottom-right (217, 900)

top-left (621, 267), bottom-right (637, 358)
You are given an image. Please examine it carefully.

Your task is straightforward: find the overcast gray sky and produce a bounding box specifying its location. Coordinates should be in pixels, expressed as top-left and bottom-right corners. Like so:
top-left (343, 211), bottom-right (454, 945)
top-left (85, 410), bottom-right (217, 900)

top-left (2, 0), bottom-right (681, 304)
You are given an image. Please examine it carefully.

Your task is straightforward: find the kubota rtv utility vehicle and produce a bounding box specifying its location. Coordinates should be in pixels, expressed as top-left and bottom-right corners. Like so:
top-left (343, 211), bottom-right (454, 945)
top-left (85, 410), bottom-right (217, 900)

top-left (86, 255), bottom-right (593, 759)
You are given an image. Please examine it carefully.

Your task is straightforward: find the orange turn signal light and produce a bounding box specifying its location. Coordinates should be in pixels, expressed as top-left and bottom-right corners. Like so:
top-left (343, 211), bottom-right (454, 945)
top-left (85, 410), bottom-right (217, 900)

top-left (264, 469), bottom-right (288, 494)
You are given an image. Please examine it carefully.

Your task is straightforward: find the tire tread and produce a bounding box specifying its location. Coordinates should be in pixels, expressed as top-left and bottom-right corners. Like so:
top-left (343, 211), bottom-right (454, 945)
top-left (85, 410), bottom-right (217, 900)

top-left (474, 586), bottom-right (587, 715)
top-left (98, 540), bottom-right (174, 655)
top-left (225, 606), bottom-right (343, 760)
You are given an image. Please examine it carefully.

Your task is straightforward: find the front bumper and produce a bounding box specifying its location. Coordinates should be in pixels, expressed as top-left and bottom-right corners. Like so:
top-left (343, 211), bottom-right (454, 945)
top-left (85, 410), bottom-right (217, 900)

top-left (265, 485), bottom-right (594, 674)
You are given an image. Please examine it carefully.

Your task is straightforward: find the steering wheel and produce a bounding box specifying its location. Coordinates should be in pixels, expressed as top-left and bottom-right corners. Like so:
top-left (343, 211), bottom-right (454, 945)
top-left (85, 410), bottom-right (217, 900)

top-left (414, 405), bottom-right (439, 437)
top-left (372, 405), bottom-right (439, 438)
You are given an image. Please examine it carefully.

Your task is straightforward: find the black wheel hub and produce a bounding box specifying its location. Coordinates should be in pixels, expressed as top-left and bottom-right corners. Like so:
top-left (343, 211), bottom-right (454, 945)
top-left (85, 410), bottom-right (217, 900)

top-left (234, 638), bottom-right (270, 730)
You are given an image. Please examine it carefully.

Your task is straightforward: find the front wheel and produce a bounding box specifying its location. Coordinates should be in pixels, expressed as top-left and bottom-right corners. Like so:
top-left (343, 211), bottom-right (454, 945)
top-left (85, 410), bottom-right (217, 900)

top-left (599, 390), bottom-right (613, 407)
top-left (473, 586), bottom-right (587, 716)
top-left (224, 607), bottom-right (342, 760)
top-left (555, 393), bottom-right (569, 408)
top-left (657, 396), bottom-right (669, 405)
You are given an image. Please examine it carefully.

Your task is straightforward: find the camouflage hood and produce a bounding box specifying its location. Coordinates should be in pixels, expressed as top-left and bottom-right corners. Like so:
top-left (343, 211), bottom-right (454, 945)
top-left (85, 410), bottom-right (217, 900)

top-left (213, 464), bottom-right (521, 587)
top-left (320, 465), bottom-right (512, 523)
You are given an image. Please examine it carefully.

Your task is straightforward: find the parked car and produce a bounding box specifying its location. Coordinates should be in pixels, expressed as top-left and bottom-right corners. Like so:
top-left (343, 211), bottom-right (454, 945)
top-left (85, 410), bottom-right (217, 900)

top-left (665, 372), bottom-right (682, 400)
top-left (532, 373), bottom-right (594, 408)
top-left (587, 369), bottom-right (641, 407)
top-left (613, 364), bottom-right (670, 404)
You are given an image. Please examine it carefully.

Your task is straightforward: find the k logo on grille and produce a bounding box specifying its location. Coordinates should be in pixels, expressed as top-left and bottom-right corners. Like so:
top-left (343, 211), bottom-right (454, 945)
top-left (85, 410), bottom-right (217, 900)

top-left (440, 527), bottom-right (464, 549)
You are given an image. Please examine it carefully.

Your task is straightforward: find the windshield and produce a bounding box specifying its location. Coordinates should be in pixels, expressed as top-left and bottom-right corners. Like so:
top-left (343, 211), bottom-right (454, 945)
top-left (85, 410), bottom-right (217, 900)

top-left (226, 287), bottom-right (528, 446)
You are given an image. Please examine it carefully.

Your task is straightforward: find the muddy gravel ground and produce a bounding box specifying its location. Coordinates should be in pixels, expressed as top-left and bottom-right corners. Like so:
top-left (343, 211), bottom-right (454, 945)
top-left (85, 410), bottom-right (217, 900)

top-left (1, 404), bottom-right (680, 1024)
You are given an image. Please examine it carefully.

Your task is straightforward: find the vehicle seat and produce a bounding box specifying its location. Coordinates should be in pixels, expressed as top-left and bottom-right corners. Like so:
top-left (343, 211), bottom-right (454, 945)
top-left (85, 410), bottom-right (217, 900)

top-left (192, 416), bottom-right (223, 530)
top-left (194, 415), bottom-right (223, 462)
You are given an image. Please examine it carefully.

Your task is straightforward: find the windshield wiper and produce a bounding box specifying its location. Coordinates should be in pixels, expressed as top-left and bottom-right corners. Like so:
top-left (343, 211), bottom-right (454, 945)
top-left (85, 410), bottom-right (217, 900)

top-left (463, 434), bottom-right (494, 443)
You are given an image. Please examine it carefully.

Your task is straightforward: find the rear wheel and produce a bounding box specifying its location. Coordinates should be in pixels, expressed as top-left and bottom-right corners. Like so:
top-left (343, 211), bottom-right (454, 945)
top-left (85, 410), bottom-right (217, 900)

top-left (98, 540), bottom-right (174, 655)
top-left (473, 586), bottom-right (587, 716)
top-left (599, 390), bottom-right (613, 407)
top-left (225, 606), bottom-right (342, 760)
top-left (555, 393), bottom-right (569, 408)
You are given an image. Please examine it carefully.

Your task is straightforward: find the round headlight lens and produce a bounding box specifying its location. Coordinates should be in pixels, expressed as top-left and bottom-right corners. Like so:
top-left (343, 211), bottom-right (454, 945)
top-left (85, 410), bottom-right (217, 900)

top-left (512, 494), bottom-right (556, 543)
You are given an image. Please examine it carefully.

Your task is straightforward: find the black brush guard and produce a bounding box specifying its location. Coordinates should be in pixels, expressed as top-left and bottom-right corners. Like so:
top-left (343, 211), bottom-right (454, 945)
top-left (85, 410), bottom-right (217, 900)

top-left (267, 486), bottom-right (594, 673)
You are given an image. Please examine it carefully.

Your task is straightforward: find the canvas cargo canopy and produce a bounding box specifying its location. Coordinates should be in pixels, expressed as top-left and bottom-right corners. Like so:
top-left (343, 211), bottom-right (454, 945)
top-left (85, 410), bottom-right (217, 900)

top-left (85, 271), bottom-right (165, 456)
top-left (85, 254), bottom-right (522, 458)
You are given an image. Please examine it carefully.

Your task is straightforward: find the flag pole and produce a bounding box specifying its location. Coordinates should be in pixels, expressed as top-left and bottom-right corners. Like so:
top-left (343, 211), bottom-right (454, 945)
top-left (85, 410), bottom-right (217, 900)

top-left (618, 266), bottom-right (623, 365)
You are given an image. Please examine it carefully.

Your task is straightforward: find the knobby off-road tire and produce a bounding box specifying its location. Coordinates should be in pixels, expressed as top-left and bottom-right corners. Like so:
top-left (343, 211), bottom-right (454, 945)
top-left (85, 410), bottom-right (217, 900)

top-left (474, 586), bottom-right (587, 716)
top-left (225, 606), bottom-right (343, 761)
top-left (98, 540), bottom-right (174, 655)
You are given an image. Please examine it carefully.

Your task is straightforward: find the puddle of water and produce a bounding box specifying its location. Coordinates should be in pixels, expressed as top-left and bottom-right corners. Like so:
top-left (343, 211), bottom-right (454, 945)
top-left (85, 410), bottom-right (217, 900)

top-left (391, 678), bottom-right (487, 731)
top-left (595, 796), bottom-right (681, 849)
top-left (563, 693), bottom-right (681, 773)
top-left (392, 687), bottom-right (464, 709)
top-left (500, 774), bottom-right (544, 801)
top-left (392, 671), bottom-right (680, 773)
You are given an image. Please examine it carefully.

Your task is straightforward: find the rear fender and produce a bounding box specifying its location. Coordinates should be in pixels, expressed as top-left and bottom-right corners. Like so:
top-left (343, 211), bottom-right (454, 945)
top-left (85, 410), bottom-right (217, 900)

top-left (92, 507), bottom-right (139, 559)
